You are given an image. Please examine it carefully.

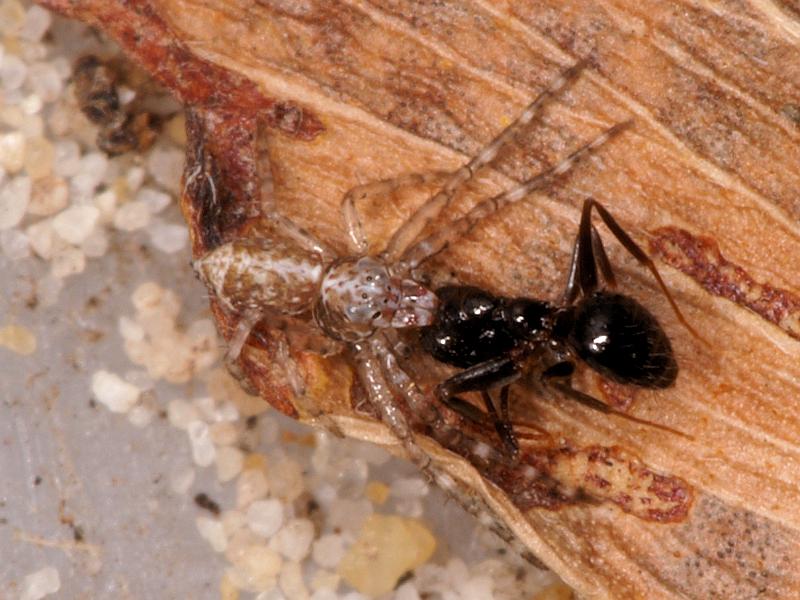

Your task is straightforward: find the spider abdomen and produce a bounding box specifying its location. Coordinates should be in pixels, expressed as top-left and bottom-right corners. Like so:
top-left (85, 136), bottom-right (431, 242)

top-left (194, 238), bottom-right (324, 316)
top-left (566, 291), bottom-right (678, 388)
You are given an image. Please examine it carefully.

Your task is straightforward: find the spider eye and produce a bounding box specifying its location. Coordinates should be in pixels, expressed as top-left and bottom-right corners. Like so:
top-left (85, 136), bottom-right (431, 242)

top-left (372, 312), bottom-right (381, 320)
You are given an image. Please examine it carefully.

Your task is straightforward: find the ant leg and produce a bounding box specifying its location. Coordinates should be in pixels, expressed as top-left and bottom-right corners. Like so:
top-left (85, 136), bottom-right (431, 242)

top-left (401, 122), bottom-right (631, 269)
top-left (436, 357), bottom-right (521, 400)
top-left (430, 390), bottom-right (517, 456)
top-left (444, 392), bottom-right (548, 446)
top-left (498, 385), bottom-right (512, 423)
top-left (384, 59), bottom-right (590, 262)
top-left (482, 390), bottom-right (519, 458)
top-left (436, 358), bottom-right (522, 454)
top-left (582, 199), bottom-right (700, 339)
top-left (541, 362), bottom-right (693, 439)
top-left (561, 224), bottom-right (582, 305)
top-left (340, 171), bottom-right (451, 254)
top-left (373, 334), bottom-right (522, 459)
top-left (440, 394), bottom-right (490, 424)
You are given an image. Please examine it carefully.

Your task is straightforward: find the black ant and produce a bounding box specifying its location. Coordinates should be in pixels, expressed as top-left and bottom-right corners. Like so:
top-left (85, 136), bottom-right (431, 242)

top-left (420, 197), bottom-right (697, 456)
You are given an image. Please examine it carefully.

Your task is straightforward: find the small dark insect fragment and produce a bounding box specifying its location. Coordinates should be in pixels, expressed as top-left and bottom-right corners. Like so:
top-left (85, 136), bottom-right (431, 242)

top-left (72, 524), bottom-right (85, 542)
top-left (194, 492), bottom-right (221, 515)
top-left (781, 103), bottom-right (800, 126)
top-left (72, 54), bottom-right (160, 155)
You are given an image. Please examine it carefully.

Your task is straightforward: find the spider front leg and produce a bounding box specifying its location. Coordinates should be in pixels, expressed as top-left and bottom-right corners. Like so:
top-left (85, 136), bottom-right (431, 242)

top-left (352, 337), bottom-right (434, 469)
top-left (382, 59), bottom-right (590, 262)
top-left (340, 171), bottom-right (451, 255)
top-left (368, 333), bottom-right (515, 471)
top-left (365, 335), bottom-right (565, 567)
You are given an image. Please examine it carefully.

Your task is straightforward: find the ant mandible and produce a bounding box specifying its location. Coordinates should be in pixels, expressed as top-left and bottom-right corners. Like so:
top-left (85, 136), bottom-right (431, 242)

top-left (420, 197), bottom-right (699, 457)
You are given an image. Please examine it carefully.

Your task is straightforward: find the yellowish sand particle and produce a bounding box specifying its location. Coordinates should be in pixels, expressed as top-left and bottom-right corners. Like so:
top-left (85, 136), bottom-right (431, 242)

top-left (365, 481), bottom-right (390, 505)
top-left (0, 323), bottom-right (36, 355)
top-left (242, 453), bottom-right (267, 472)
top-left (165, 113), bottom-right (187, 146)
top-left (219, 572), bottom-right (239, 600)
top-left (339, 514), bottom-right (436, 597)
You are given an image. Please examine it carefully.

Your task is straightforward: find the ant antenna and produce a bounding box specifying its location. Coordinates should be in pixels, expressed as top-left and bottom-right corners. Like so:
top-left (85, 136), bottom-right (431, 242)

top-left (572, 198), bottom-right (705, 343)
top-left (551, 381), bottom-right (694, 440)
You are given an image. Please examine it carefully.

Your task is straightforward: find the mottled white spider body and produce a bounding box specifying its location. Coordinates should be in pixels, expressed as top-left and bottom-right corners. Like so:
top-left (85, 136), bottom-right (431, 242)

top-left (196, 235), bottom-right (323, 316)
top-left (193, 60), bottom-right (630, 545)
top-left (195, 239), bottom-right (440, 346)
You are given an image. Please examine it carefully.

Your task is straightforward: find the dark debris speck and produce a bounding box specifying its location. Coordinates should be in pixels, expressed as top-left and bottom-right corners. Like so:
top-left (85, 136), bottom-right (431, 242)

top-left (194, 492), bottom-right (221, 516)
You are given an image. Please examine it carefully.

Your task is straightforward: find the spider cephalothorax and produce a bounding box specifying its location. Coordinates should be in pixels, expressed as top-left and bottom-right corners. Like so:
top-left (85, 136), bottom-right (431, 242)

top-left (315, 256), bottom-right (439, 342)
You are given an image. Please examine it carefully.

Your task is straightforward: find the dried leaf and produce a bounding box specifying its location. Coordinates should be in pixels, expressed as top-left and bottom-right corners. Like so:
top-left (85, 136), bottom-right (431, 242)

top-left (38, 0), bottom-right (800, 598)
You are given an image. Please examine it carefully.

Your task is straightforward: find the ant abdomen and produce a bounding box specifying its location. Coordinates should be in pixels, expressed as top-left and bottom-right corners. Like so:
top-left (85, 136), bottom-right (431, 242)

top-left (566, 291), bottom-right (678, 389)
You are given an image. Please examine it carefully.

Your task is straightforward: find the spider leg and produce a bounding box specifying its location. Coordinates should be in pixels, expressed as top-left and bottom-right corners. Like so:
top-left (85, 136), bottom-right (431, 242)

top-left (225, 312), bottom-right (260, 362)
top-left (382, 59), bottom-right (589, 262)
top-left (353, 338), bottom-right (434, 469)
top-left (401, 121), bottom-right (631, 269)
top-left (541, 362), bottom-right (693, 439)
top-left (367, 335), bottom-right (540, 548)
top-left (340, 171), bottom-right (450, 255)
top-left (256, 120), bottom-right (336, 260)
top-left (436, 357), bottom-right (521, 399)
top-left (368, 335), bottom-right (569, 567)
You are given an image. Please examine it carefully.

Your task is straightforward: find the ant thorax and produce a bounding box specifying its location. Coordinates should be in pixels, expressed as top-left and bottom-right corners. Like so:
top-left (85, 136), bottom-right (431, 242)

top-left (315, 256), bottom-right (438, 342)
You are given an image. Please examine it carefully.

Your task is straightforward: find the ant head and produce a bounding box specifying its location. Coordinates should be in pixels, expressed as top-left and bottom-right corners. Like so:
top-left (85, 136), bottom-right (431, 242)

top-left (501, 298), bottom-right (555, 341)
top-left (434, 285), bottom-right (498, 324)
